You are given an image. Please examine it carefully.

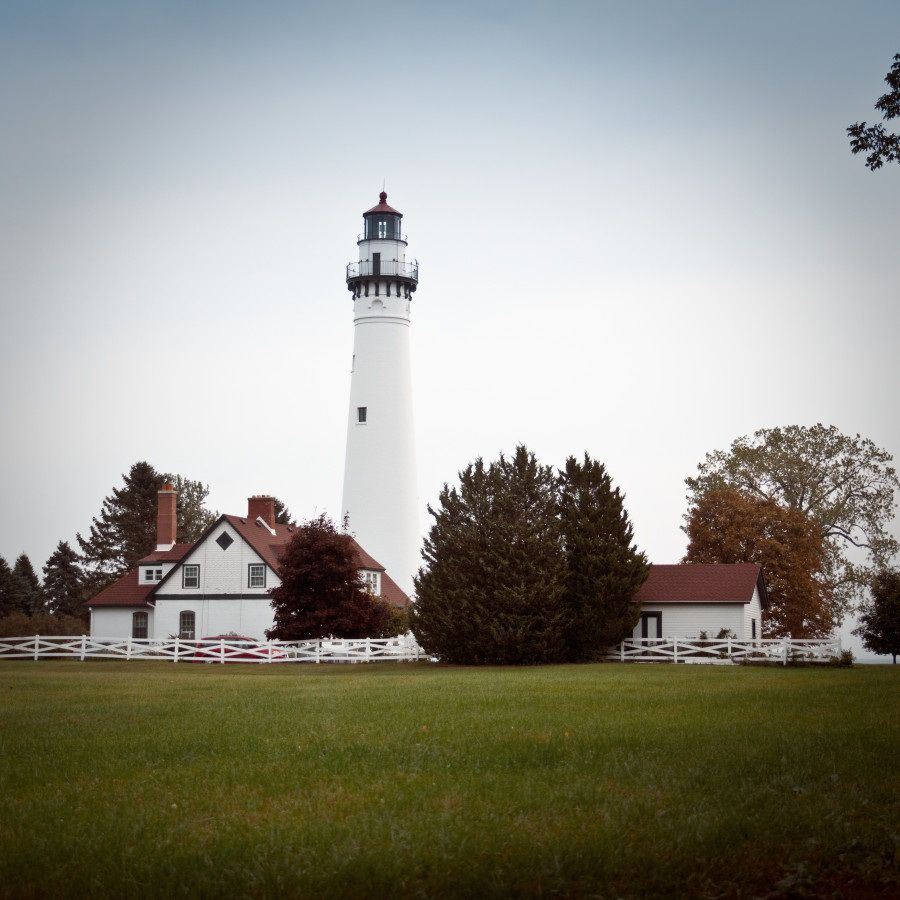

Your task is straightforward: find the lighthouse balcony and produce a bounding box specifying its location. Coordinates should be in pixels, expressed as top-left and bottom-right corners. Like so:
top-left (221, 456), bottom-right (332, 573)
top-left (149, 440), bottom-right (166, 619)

top-left (346, 260), bottom-right (419, 283)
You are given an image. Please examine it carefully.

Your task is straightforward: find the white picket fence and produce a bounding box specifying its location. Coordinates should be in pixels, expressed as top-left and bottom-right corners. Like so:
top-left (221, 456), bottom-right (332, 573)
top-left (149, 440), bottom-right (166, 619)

top-left (0, 634), bottom-right (426, 664)
top-left (603, 636), bottom-right (842, 665)
top-left (0, 634), bottom-right (842, 666)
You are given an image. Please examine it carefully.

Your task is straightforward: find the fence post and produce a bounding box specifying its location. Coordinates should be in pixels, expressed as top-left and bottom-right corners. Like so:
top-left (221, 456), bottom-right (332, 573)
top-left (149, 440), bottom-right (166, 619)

top-left (782, 637), bottom-right (789, 666)
top-left (34, 635), bottom-right (39, 661)
top-left (174, 637), bottom-right (180, 663)
top-left (673, 638), bottom-right (678, 664)
top-left (365, 637), bottom-right (371, 661)
top-left (316, 640), bottom-right (321, 664)
top-left (728, 636), bottom-right (732, 660)
top-left (620, 641), bottom-right (625, 662)
top-left (80, 634), bottom-right (86, 662)
top-left (268, 641), bottom-right (273, 664)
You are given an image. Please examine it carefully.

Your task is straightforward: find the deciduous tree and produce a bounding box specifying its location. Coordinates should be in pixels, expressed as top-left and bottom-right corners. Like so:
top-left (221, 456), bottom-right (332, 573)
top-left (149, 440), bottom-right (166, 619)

top-left (411, 446), bottom-right (568, 665)
top-left (266, 514), bottom-right (394, 640)
top-left (847, 53), bottom-right (900, 170)
top-left (685, 425), bottom-right (899, 620)
top-left (77, 462), bottom-right (216, 593)
top-left (854, 569), bottom-right (900, 663)
top-left (559, 454), bottom-right (649, 659)
top-left (684, 490), bottom-right (834, 638)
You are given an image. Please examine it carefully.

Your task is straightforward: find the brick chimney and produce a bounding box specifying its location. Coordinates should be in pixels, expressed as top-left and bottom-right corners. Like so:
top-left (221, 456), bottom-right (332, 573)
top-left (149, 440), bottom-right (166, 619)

top-left (248, 495), bottom-right (276, 530)
top-left (157, 483), bottom-right (177, 550)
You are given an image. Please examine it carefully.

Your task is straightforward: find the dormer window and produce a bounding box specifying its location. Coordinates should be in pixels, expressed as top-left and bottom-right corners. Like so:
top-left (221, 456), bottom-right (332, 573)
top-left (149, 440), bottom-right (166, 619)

top-left (363, 571), bottom-right (380, 594)
top-left (142, 568), bottom-right (163, 584)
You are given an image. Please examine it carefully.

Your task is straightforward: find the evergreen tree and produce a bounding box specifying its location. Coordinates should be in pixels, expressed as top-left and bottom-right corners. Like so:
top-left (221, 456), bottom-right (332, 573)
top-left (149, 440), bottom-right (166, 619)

top-left (854, 570), bottom-right (900, 663)
top-left (10, 553), bottom-right (44, 615)
top-left (558, 454), bottom-right (650, 660)
top-left (411, 445), bottom-right (567, 665)
top-left (0, 555), bottom-right (15, 617)
top-left (77, 462), bottom-right (216, 593)
top-left (42, 541), bottom-right (88, 619)
top-left (273, 498), bottom-right (295, 526)
top-left (266, 514), bottom-right (394, 640)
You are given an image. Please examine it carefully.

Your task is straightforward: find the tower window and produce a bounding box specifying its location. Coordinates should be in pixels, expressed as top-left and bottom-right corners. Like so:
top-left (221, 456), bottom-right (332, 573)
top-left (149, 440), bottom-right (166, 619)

top-left (357, 407), bottom-right (367, 423)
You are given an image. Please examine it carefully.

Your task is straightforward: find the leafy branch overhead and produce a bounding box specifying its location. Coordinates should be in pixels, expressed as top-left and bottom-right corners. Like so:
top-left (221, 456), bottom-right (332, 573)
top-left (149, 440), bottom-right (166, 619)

top-left (847, 53), bottom-right (900, 170)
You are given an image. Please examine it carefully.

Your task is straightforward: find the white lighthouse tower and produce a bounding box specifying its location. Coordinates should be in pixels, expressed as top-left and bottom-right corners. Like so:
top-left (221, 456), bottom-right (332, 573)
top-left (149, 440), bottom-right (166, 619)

top-left (341, 192), bottom-right (420, 598)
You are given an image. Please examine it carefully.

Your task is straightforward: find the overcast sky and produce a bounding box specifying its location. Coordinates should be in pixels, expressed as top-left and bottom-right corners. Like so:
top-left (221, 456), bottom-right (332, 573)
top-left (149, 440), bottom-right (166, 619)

top-left (1, 1), bottom-right (898, 657)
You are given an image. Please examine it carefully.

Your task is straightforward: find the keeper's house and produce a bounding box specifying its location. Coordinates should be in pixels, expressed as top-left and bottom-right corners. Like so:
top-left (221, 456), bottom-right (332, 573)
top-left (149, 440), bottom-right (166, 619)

top-left (632, 563), bottom-right (768, 642)
top-left (89, 485), bottom-right (408, 641)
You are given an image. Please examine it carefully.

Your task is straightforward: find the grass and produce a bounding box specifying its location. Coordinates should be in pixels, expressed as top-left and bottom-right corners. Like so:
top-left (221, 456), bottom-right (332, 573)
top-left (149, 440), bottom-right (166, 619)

top-left (0, 661), bottom-right (897, 899)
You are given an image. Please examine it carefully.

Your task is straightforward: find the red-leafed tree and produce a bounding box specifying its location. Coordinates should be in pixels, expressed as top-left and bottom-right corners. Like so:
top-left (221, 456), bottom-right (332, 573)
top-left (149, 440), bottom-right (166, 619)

top-left (684, 490), bottom-right (834, 638)
top-left (266, 514), bottom-right (397, 641)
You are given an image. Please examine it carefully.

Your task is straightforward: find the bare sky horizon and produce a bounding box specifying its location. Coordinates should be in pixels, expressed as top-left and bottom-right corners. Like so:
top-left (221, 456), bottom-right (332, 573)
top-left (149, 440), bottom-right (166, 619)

top-left (1, 0), bottom-right (898, 657)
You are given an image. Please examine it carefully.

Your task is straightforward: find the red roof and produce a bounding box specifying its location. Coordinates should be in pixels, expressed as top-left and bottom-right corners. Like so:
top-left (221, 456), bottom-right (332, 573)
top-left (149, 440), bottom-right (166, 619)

top-left (90, 569), bottom-right (157, 608)
top-left (636, 564), bottom-right (768, 609)
top-left (138, 544), bottom-right (193, 563)
top-left (91, 515), bottom-right (410, 609)
top-left (364, 191), bottom-right (402, 217)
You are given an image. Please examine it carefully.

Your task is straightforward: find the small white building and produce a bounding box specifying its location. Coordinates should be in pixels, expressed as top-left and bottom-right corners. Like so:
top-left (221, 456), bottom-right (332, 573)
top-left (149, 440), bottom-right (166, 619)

top-left (89, 487), bottom-right (408, 641)
top-left (632, 564), bottom-right (768, 641)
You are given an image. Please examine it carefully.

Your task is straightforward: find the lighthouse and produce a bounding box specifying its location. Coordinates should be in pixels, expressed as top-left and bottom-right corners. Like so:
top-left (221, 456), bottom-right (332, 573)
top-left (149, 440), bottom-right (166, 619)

top-left (341, 192), bottom-right (420, 598)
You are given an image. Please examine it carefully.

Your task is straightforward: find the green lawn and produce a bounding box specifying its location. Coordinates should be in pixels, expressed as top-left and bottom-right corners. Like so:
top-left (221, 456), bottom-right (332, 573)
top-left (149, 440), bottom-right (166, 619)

top-left (0, 661), bottom-right (897, 899)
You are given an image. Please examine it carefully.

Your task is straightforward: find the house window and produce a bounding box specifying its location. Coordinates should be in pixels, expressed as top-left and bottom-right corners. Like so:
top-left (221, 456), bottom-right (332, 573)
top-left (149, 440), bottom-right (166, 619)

top-left (357, 406), bottom-right (367, 423)
top-left (183, 565), bottom-right (199, 589)
top-left (363, 571), bottom-right (380, 594)
top-left (132, 611), bottom-right (148, 640)
top-left (179, 611), bottom-right (195, 640)
top-left (248, 564), bottom-right (266, 589)
top-left (752, 618), bottom-right (757, 639)
top-left (142, 568), bottom-right (162, 583)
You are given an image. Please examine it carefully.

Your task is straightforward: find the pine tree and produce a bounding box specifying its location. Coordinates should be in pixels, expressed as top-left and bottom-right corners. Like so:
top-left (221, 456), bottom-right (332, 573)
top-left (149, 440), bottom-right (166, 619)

top-left (558, 454), bottom-right (650, 660)
top-left (42, 541), bottom-right (87, 618)
top-left (0, 555), bottom-right (15, 617)
top-left (273, 498), bottom-right (295, 526)
top-left (10, 553), bottom-right (44, 615)
top-left (411, 445), bottom-right (567, 665)
top-left (266, 514), bottom-right (392, 640)
top-left (77, 462), bottom-right (216, 593)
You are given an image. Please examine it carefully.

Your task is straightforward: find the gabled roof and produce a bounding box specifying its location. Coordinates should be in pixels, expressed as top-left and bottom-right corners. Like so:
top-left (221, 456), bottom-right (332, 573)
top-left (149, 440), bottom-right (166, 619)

top-left (636, 564), bottom-right (768, 609)
top-left (91, 515), bottom-right (411, 609)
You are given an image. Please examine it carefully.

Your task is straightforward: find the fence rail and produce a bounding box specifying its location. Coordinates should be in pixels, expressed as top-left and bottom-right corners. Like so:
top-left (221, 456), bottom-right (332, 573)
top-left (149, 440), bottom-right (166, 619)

top-left (603, 636), bottom-right (842, 665)
top-left (0, 635), bottom-right (426, 664)
top-left (0, 635), bottom-right (842, 665)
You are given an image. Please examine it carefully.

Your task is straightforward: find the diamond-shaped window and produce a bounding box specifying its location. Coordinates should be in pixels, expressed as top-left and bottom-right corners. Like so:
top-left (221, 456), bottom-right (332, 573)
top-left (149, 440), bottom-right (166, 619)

top-left (216, 531), bottom-right (234, 551)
